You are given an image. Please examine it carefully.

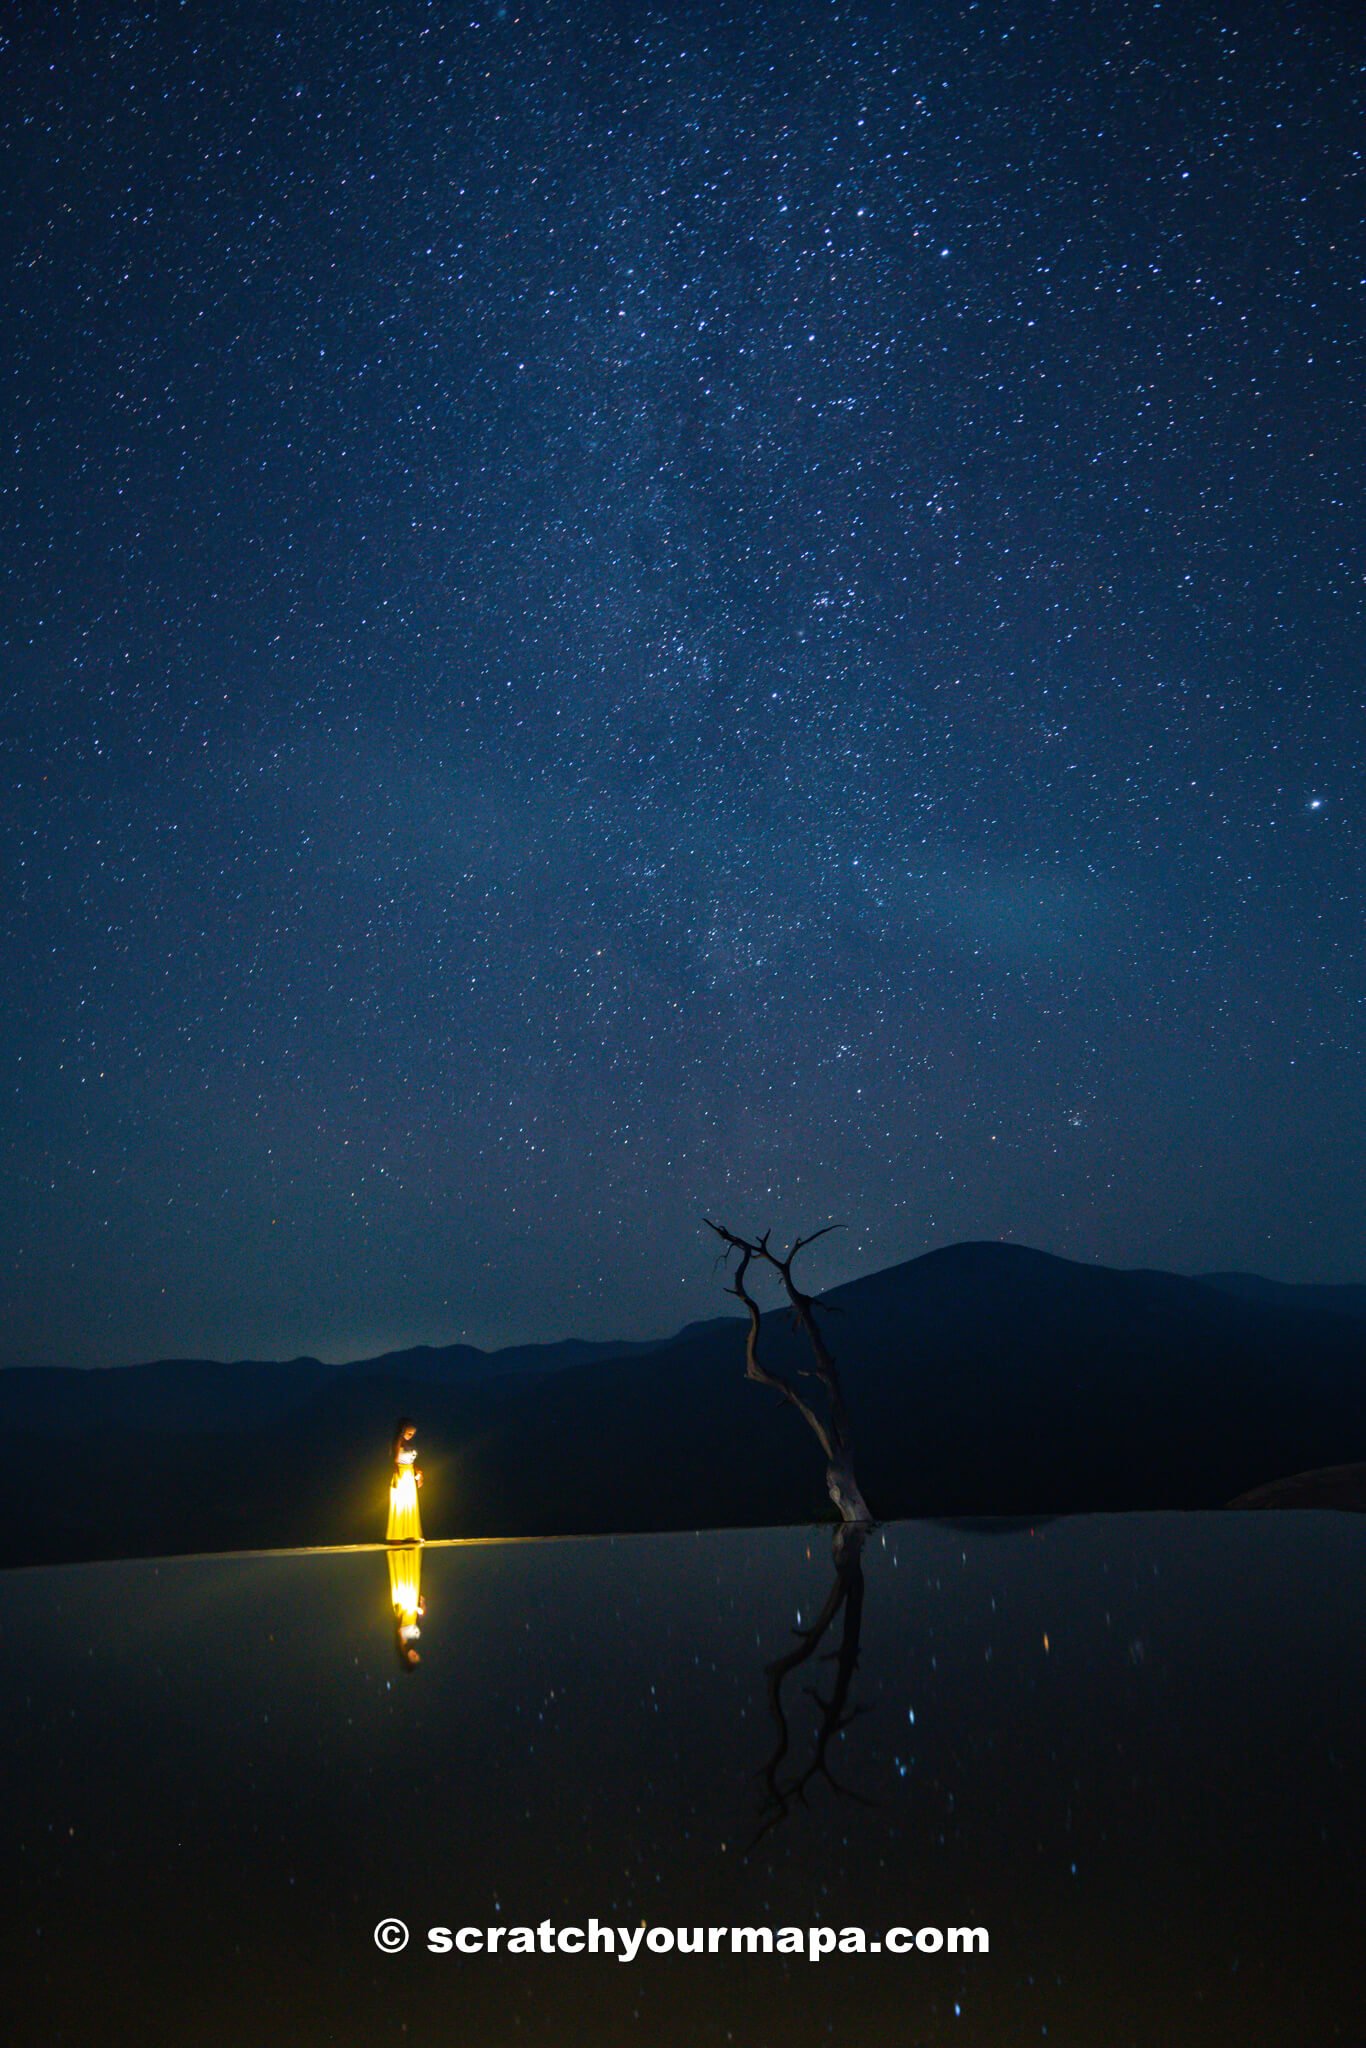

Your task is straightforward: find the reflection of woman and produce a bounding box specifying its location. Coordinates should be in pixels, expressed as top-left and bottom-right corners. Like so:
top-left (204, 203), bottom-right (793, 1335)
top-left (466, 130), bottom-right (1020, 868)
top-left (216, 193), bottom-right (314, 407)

top-left (387, 1417), bottom-right (423, 1544)
top-left (387, 1543), bottom-right (425, 1671)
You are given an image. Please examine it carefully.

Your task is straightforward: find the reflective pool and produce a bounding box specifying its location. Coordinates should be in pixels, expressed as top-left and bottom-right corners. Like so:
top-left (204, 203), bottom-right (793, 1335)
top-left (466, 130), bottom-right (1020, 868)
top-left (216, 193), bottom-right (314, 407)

top-left (1, 1513), bottom-right (1361, 2044)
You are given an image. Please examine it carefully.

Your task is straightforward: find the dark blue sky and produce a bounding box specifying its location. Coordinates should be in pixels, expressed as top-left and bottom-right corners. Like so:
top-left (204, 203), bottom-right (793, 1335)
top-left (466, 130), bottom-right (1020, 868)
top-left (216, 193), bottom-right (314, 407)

top-left (3, 0), bottom-right (1362, 1368)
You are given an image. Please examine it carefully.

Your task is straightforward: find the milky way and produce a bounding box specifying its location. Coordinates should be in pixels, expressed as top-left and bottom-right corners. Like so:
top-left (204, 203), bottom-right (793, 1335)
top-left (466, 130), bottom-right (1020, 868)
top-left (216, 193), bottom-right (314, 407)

top-left (3, 2), bottom-right (1362, 1367)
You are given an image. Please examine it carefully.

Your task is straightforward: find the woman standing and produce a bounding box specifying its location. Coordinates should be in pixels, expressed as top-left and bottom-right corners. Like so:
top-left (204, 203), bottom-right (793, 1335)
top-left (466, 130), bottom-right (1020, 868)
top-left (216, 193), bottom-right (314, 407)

top-left (387, 1416), bottom-right (424, 1544)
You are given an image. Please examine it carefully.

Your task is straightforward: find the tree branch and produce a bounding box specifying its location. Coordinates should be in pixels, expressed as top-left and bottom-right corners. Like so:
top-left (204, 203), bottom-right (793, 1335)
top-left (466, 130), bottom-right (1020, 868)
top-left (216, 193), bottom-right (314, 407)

top-left (704, 1221), bottom-right (835, 1462)
top-left (704, 1217), bottom-right (872, 1525)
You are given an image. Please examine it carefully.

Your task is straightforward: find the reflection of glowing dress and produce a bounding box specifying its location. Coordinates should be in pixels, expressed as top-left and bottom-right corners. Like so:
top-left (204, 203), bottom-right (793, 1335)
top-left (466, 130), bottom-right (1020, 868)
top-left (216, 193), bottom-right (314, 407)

top-left (387, 1541), bottom-right (422, 1638)
top-left (387, 1444), bottom-right (423, 1543)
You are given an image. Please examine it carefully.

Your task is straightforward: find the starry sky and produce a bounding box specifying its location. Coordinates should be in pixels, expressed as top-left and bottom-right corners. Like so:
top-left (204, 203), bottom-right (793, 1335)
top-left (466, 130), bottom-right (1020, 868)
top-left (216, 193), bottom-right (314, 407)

top-left (2, 0), bottom-right (1362, 1370)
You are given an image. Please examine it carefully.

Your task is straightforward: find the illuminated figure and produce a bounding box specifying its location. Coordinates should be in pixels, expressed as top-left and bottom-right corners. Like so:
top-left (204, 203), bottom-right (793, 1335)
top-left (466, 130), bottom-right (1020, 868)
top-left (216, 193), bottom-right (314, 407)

top-left (387, 1540), bottom-right (425, 1670)
top-left (387, 1416), bottom-right (423, 1544)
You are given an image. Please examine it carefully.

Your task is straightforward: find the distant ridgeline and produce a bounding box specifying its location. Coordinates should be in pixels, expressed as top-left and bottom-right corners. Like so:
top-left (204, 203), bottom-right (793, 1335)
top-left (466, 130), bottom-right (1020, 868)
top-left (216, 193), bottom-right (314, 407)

top-left (2, 1243), bottom-right (1364, 1568)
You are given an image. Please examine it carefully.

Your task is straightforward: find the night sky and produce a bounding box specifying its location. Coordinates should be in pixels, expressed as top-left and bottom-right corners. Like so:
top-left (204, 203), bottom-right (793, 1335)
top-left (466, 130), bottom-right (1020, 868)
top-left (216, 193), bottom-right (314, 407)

top-left (3, 1), bottom-right (1362, 1371)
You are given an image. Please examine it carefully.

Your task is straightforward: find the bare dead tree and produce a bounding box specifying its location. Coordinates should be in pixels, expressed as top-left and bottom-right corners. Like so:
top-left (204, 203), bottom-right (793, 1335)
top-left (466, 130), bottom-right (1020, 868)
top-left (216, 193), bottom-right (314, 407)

top-left (704, 1220), bottom-right (872, 1524)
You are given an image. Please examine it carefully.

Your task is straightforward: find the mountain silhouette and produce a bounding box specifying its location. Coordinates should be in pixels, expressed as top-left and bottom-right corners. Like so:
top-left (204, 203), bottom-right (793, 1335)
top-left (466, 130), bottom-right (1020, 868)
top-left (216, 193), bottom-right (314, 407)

top-left (1, 1242), bottom-right (1361, 1567)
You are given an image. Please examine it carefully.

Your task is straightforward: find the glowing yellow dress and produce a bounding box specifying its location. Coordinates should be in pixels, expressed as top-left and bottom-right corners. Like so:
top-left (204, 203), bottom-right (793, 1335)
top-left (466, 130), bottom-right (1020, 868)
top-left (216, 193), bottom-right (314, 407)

top-left (387, 1444), bottom-right (423, 1543)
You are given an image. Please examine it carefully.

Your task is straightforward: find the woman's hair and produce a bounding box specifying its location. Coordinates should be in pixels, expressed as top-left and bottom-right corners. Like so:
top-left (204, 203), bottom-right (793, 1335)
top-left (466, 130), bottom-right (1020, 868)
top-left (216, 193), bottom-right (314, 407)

top-left (391, 1416), bottom-right (417, 1463)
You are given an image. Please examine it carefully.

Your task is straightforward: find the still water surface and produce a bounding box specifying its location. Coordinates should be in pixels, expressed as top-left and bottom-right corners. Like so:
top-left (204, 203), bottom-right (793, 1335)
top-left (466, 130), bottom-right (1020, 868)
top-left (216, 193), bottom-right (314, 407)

top-left (1, 1513), bottom-right (1361, 2045)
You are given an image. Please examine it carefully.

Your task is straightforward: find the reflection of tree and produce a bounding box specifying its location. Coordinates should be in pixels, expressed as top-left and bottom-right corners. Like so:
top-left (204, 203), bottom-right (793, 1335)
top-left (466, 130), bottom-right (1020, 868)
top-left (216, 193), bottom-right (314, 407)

top-left (748, 1521), bottom-right (873, 1851)
top-left (387, 1543), bottom-right (425, 1671)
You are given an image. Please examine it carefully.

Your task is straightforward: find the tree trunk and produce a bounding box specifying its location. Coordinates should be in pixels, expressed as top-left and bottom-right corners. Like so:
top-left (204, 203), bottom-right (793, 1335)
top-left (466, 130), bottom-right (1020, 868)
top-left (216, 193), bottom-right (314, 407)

top-left (826, 1456), bottom-right (872, 1525)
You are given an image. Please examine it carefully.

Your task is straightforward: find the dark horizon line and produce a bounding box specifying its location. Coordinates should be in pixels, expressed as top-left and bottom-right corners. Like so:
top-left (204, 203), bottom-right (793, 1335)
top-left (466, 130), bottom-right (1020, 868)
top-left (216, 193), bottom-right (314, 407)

top-left (5, 1236), bottom-right (1364, 1378)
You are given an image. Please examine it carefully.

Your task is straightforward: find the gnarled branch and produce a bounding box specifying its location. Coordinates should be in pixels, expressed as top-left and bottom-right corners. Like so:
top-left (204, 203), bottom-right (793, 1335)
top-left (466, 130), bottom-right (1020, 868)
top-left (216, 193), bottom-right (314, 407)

top-left (704, 1218), bottom-right (872, 1525)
